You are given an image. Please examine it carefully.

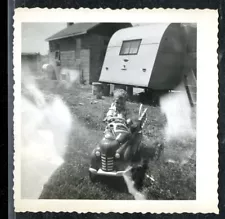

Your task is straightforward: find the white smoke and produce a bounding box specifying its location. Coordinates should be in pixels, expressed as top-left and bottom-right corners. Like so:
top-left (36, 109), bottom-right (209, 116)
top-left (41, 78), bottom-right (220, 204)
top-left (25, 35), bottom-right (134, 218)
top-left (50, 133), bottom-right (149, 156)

top-left (21, 71), bottom-right (73, 199)
top-left (60, 68), bottom-right (80, 89)
top-left (160, 84), bottom-right (195, 141)
top-left (159, 83), bottom-right (196, 164)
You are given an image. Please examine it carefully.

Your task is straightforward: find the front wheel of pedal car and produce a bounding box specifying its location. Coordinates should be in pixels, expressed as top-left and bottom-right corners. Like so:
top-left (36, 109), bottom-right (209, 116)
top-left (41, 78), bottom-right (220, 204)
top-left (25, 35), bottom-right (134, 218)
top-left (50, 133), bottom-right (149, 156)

top-left (131, 163), bottom-right (148, 190)
top-left (89, 171), bottom-right (98, 183)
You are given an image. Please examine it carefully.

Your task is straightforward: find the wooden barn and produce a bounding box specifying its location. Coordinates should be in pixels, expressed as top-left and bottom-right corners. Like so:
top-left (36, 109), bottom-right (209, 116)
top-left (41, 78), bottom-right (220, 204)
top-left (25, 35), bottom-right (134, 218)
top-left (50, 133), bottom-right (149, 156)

top-left (21, 52), bottom-right (41, 75)
top-left (45, 23), bottom-right (132, 84)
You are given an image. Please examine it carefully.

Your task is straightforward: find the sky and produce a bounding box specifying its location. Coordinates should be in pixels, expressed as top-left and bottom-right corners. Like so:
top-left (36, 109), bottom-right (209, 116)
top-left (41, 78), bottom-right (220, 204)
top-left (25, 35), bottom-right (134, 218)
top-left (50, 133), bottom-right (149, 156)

top-left (21, 22), bottom-right (195, 55)
top-left (22, 23), bottom-right (66, 55)
top-left (21, 22), bottom-right (143, 55)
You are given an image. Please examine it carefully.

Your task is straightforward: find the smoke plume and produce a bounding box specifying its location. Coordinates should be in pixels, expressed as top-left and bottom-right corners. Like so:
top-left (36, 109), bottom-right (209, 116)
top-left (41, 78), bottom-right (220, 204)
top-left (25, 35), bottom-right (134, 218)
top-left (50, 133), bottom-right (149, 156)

top-left (160, 83), bottom-right (195, 141)
top-left (159, 83), bottom-right (196, 164)
top-left (21, 68), bottom-right (73, 199)
top-left (59, 68), bottom-right (80, 89)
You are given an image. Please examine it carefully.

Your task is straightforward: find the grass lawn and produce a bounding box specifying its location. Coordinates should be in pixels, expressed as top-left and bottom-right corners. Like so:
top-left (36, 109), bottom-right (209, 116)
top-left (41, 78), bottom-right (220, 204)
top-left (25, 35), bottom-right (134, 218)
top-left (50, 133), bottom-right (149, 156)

top-left (36, 79), bottom-right (196, 200)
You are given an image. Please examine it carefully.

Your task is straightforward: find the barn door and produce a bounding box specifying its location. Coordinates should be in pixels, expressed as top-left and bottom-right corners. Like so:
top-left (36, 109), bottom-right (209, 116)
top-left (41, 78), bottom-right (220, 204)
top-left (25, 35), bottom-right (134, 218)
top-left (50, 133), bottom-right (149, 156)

top-left (80, 49), bottom-right (90, 84)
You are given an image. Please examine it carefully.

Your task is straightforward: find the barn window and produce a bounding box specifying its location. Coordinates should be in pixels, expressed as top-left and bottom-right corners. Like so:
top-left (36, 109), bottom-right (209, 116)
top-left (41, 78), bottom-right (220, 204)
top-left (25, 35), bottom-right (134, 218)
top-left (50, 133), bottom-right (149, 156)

top-left (120, 39), bottom-right (141, 55)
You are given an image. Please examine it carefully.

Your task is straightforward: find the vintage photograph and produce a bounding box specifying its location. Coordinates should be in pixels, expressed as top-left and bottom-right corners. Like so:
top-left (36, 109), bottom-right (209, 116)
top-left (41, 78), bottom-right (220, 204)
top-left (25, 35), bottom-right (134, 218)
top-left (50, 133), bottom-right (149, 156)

top-left (13, 8), bottom-right (218, 213)
top-left (21, 21), bottom-right (197, 200)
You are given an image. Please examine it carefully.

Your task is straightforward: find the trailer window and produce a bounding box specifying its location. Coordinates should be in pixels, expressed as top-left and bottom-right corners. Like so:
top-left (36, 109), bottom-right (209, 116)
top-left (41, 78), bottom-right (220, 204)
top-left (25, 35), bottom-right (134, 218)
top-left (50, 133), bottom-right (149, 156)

top-left (120, 39), bottom-right (141, 55)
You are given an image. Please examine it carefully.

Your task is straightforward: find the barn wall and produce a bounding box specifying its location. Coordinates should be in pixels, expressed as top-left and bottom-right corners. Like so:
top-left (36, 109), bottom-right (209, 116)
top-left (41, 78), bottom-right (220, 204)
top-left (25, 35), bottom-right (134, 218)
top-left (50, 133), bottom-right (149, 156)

top-left (60, 37), bottom-right (76, 52)
top-left (80, 49), bottom-right (90, 84)
top-left (48, 33), bottom-right (110, 84)
top-left (49, 37), bottom-right (82, 81)
top-left (82, 34), bottom-right (110, 84)
top-left (60, 51), bottom-right (76, 69)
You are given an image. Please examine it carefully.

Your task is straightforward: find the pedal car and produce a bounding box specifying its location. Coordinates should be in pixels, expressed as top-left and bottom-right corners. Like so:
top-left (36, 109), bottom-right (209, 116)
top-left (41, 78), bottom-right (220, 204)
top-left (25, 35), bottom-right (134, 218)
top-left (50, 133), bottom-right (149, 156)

top-left (89, 104), bottom-right (148, 182)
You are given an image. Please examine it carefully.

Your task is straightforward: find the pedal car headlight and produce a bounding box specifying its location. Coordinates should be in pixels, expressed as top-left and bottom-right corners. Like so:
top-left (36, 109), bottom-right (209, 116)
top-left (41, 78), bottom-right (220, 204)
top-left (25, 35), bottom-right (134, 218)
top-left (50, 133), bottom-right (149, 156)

top-left (95, 150), bottom-right (101, 157)
top-left (115, 153), bottom-right (120, 159)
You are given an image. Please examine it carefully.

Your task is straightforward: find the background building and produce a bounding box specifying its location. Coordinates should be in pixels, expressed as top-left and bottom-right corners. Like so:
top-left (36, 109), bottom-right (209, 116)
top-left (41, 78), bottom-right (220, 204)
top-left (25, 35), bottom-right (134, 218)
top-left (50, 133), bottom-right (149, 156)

top-left (45, 22), bottom-right (132, 84)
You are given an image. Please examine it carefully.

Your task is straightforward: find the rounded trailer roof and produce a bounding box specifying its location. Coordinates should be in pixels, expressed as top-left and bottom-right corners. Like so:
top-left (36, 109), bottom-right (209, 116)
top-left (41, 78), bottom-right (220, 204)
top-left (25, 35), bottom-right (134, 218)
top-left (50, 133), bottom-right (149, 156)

top-left (100, 23), bottom-right (194, 90)
top-left (108, 23), bottom-right (174, 46)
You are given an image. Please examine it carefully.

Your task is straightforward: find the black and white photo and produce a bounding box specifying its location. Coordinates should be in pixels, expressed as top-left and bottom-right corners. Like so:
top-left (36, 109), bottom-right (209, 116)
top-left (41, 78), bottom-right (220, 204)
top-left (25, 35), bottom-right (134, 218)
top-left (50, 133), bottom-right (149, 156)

top-left (13, 8), bottom-right (218, 214)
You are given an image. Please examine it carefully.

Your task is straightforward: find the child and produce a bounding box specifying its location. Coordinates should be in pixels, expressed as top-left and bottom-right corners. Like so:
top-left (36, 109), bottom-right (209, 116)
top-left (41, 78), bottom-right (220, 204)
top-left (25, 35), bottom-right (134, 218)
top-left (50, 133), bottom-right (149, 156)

top-left (104, 89), bottom-right (135, 145)
top-left (104, 89), bottom-right (129, 122)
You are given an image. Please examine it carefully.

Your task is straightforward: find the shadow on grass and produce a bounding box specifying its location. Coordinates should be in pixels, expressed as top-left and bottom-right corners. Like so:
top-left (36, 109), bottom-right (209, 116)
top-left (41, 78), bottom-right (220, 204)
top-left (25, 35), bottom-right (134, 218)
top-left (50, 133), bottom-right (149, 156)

top-left (93, 176), bottom-right (129, 193)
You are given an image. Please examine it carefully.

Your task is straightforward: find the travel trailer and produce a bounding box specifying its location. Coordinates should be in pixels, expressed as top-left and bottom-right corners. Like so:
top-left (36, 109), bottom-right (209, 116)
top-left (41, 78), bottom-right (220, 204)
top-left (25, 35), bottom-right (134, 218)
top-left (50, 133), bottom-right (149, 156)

top-left (98, 23), bottom-right (196, 105)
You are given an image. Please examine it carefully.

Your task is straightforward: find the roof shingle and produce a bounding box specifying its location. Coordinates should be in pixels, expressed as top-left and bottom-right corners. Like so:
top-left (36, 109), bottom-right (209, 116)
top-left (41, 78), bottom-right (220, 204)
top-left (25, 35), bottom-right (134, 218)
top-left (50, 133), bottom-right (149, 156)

top-left (45, 23), bottom-right (99, 41)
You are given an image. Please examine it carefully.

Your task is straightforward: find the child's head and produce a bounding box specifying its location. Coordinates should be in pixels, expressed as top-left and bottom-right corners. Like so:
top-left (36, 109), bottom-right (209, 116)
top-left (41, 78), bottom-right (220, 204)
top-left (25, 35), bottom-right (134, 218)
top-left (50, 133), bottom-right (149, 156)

top-left (113, 89), bottom-right (128, 111)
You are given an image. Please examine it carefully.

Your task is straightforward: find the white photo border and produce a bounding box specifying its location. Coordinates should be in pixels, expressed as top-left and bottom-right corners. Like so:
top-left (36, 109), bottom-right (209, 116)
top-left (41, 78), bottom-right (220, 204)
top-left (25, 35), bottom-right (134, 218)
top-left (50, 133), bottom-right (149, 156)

top-left (13, 8), bottom-right (219, 214)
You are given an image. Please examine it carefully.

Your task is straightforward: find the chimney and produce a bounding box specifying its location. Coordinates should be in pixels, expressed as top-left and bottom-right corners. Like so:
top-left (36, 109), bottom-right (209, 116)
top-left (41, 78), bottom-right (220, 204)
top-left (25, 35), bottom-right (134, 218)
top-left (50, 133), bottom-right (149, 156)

top-left (67, 22), bottom-right (74, 27)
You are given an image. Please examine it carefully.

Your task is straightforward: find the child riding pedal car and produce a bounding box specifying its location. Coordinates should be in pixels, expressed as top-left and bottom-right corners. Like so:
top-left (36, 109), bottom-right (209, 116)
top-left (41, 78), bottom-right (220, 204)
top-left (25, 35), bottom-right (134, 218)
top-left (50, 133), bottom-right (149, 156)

top-left (89, 87), bottom-right (148, 183)
top-left (103, 89), bottom-right (134, 146)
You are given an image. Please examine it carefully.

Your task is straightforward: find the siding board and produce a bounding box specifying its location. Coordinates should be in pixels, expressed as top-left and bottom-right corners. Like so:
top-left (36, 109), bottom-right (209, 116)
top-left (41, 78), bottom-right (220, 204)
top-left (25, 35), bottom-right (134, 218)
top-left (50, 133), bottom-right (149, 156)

top-left (80, 49), bottom-right (90, 84)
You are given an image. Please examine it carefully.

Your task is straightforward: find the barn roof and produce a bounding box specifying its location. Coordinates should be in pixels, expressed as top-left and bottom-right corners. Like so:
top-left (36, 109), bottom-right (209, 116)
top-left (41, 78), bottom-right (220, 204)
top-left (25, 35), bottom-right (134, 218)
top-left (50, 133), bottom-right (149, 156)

top-left (45, 23), bottom-right (99, 41)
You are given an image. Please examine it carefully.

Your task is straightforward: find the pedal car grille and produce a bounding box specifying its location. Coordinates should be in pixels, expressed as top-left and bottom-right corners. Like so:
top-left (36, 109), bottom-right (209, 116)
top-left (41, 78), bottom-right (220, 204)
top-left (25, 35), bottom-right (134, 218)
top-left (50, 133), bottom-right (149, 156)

top-left (101, 154), bottom-right (114, 172)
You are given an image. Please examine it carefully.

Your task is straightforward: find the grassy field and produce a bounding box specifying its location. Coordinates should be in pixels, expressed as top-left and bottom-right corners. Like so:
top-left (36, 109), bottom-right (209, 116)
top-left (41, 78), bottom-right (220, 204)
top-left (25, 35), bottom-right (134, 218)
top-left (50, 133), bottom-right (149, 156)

top-left (36, 79), bottom-right (196, 200)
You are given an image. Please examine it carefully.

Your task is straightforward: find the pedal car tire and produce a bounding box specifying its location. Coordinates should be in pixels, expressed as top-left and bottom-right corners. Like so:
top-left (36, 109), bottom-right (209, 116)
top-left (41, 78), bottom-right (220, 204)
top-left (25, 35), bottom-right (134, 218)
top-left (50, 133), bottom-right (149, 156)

top-left (89, 171), bottom-right (98, 183)
top-left (131, 164), bottom-right (147, 190)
